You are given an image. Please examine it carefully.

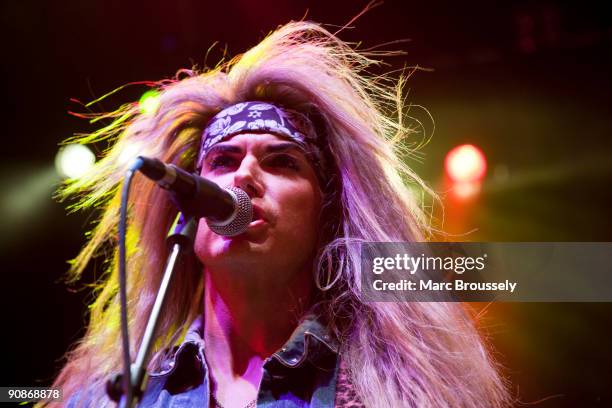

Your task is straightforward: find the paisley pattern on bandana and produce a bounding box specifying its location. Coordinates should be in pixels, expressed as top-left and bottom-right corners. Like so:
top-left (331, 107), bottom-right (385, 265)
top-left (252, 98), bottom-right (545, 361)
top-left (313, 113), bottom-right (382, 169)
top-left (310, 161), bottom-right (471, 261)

top-left (197, 101), bottom-right (325, 179)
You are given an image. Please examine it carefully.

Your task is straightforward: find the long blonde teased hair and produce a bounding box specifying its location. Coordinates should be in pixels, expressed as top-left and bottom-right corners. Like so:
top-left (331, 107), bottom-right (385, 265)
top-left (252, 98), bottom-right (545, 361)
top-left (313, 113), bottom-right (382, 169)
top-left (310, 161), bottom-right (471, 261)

top-left (43, 21), bottom-right (511, 408)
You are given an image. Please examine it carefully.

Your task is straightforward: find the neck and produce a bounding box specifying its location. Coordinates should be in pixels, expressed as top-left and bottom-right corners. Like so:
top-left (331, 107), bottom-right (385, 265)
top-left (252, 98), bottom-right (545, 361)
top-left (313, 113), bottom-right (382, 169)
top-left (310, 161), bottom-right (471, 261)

top-left (202, 265), bottom-right (313, 386)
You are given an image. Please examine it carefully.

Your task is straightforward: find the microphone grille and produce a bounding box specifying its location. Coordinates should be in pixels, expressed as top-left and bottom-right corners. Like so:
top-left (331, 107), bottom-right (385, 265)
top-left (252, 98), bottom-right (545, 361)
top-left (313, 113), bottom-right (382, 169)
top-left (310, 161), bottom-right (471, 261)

top-left (206, 187), bottom-right (253, 236)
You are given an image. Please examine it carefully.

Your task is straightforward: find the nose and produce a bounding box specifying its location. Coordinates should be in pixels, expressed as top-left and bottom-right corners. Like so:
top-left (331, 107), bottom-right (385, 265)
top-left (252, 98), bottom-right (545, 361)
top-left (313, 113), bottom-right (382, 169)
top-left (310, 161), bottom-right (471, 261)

top-left (233, 155), bottom-right (263, 198)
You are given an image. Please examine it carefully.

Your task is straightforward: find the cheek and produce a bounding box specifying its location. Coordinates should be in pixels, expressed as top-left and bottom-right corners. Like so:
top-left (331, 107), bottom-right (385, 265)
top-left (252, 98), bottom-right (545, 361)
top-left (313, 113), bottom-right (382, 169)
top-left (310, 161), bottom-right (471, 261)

top-left (278, 183), bottom-right (322, 239)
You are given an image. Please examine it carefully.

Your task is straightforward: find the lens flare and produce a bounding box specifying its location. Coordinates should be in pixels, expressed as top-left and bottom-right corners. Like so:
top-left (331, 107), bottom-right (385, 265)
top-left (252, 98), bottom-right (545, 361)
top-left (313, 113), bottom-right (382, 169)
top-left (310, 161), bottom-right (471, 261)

top-left (55, 144), bottom-right (96, 179)
top-left (139, 90), bottom-right (160, 116)
top-left (445, 144), bottom-right (487, 183)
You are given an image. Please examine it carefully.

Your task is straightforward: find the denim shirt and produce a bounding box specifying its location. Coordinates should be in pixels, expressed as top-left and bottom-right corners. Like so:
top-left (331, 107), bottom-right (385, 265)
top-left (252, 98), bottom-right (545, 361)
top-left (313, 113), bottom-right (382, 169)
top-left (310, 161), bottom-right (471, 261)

top-left (133, 314), bottom-right (339, 408)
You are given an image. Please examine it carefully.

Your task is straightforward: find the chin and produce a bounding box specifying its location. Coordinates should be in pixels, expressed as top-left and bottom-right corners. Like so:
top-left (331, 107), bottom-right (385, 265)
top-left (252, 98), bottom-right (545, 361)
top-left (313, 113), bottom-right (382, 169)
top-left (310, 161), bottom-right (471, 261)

top-left (197, 234), bottom-right (274, 266)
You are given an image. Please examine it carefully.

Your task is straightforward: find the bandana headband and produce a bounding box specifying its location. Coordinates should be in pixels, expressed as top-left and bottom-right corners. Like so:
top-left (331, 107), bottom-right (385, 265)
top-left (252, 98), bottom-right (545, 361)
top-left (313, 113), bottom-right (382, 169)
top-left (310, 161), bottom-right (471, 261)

top-left (197, 101), bottom-right (325, 179)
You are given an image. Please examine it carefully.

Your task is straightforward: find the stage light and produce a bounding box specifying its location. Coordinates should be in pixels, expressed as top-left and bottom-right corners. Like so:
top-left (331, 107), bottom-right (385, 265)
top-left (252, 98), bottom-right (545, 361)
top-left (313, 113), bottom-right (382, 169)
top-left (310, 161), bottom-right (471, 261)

top-left (139, 90), bottom-right (160, 116)
top-left (55, 144), bottom-right (96, 179)
top-left (445, 144), bottom-right (487, 183)
top-left (453, 181), bottom-right (481, 199)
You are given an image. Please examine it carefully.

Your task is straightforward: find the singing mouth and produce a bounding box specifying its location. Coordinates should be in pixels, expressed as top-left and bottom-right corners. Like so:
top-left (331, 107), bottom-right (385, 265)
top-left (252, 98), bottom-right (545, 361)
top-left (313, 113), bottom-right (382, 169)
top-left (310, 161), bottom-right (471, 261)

top-left (248, 205), bottom-right (268, 228)
top-left (251, 205), bottom-right (265, 221)
top-left (248, 219), bottom-right (266, 228)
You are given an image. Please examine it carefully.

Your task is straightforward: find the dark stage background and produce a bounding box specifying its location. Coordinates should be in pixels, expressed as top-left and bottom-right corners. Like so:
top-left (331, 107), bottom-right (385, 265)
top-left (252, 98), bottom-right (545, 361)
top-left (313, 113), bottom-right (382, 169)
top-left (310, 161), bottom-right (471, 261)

top-left (1, 1), bottom-right (611, 406)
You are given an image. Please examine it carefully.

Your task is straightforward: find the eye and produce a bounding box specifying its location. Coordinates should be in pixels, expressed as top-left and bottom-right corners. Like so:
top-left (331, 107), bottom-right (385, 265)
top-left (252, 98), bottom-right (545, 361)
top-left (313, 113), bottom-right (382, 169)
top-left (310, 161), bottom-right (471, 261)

top-left (207, 154), bottom-right (238, 170)
top-left (267, 154), bottom-right (300, 171)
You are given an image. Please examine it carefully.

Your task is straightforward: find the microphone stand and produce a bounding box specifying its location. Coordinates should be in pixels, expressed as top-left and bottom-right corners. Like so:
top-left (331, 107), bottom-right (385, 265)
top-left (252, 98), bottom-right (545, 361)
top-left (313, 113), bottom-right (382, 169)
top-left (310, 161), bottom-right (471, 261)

top-left (108, 213), bottom-right (197, 408)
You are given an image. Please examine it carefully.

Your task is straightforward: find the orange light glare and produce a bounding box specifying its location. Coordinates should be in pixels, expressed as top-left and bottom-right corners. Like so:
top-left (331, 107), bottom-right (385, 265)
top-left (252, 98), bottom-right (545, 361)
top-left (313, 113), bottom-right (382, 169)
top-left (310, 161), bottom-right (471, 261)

top-left (445, 144), bottom-right (487, 183)
top-left (453, 181), bottom-right (481, 199)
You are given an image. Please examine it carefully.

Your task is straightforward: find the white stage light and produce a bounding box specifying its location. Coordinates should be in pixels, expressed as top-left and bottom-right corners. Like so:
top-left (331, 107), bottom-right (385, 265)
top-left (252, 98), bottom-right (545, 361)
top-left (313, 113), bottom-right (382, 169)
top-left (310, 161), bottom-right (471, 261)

top-left (55, 144), bottom-right (96, 179)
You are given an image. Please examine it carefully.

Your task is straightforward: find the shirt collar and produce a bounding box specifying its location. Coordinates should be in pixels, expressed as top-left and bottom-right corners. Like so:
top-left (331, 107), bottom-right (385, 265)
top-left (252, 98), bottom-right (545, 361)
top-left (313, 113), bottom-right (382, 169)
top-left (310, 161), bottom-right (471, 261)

top-left (272, 313), bottom-right (339, 368)
top-left (150, 317), bottom-right (205, 377)
top-left (150, 313), bottom-right (338, 377)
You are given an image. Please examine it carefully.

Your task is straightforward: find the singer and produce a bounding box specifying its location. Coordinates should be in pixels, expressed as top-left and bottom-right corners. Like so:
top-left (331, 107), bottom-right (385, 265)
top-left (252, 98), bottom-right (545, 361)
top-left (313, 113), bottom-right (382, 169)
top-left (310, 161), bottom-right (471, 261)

top-left (43, 22), bottom-right (510, 407)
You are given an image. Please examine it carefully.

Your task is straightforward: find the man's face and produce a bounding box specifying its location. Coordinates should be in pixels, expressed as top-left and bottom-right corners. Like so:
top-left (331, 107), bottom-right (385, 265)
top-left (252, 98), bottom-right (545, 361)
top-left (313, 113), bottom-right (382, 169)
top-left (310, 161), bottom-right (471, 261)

top-left (194, 132), bottom-right (322, 285)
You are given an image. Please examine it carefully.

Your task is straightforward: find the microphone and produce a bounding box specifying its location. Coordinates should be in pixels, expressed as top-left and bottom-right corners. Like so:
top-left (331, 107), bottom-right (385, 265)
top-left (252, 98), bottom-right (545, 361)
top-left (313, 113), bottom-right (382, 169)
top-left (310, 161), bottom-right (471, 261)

top-left (135, 156), bottom-right (253, 236)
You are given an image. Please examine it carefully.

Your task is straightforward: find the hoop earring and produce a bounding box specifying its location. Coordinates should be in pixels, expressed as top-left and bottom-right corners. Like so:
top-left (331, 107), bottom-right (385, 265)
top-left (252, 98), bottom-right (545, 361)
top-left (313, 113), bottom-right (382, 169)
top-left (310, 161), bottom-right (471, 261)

top-left (315, 252), bottom-right (342, 291)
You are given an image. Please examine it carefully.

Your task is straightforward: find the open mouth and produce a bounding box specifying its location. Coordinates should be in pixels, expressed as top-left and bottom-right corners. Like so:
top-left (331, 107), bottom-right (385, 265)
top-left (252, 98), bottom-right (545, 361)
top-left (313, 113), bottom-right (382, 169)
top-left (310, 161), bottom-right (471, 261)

top-left (249, 206), bottom-right (266, 225)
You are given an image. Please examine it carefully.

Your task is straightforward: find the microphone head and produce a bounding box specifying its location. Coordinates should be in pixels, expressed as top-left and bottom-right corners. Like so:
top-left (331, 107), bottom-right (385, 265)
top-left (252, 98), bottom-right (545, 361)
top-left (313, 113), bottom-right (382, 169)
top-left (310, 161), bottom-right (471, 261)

top-left (206, 187), bottom-right (253, 236)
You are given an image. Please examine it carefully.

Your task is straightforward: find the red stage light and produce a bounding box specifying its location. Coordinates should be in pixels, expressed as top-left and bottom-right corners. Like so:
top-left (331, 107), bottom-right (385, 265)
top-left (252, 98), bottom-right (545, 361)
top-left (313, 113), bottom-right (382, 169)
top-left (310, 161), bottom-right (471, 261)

top-left (445, 144), bottom-right (487, 183)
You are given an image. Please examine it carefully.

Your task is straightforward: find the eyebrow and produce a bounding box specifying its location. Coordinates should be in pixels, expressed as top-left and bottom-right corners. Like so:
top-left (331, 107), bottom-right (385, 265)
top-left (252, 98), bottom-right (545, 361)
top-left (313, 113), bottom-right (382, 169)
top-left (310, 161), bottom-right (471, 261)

top-left (205, 144), bottom-right (243, 157)
top-left (205, 141), bottom-right (303, 158)
top-left (264, 142), bottom-right (303, 154)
